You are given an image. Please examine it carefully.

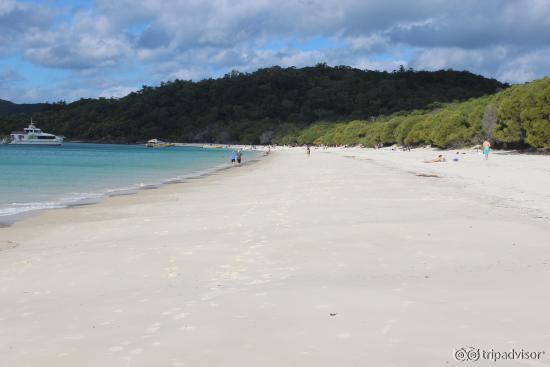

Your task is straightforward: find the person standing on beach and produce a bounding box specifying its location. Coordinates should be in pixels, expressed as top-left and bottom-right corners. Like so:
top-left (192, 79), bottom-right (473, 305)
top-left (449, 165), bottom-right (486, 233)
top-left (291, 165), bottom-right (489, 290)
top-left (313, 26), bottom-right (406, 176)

top-left (306, 145), bottom-right (311, 156)
top-left (231, 150), bottom-right (237, 166)
top-left (236, 149), bottom-right (242, 166)
top-left (483, 140), bottom-right (491, 160)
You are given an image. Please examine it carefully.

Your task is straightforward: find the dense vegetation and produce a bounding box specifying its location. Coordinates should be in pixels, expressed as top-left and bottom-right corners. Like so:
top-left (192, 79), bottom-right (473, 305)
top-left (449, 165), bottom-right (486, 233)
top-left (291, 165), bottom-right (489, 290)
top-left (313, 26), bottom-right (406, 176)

top-left (277, 77), bottom-right (550, 149)
top-left (0, 99), bottom-right (44, 116)
top-left (0, 64), bottom-right (505, 144)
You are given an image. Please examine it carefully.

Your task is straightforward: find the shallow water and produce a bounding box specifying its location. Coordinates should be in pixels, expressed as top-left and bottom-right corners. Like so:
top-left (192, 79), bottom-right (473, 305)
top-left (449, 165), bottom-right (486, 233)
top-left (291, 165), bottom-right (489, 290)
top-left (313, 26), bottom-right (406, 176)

top-left (0, 143), bottom-right (255, 219)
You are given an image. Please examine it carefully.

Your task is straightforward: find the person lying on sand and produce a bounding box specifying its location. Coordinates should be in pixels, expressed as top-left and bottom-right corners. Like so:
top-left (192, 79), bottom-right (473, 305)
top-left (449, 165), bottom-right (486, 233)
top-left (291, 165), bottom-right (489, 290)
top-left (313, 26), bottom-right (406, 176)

top-left (424, 155), bottom-right (446, 163)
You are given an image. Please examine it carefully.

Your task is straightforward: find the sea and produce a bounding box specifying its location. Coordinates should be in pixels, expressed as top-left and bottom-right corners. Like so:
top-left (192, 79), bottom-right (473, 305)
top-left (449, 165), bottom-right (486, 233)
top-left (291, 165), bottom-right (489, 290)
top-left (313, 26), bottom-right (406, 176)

top-left (0, 143), bottom-right (257, 224)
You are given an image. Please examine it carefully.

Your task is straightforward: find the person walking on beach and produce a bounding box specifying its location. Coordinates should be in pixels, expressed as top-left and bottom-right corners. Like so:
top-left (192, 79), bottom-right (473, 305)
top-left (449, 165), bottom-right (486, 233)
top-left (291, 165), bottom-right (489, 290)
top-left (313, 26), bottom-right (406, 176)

top-left (236, 149), bottom-right (242, 166)
top-left (482, 140), bottom-right (491, 160)
top-left (231, 150), bottom-right (237, 166)
top-left (306, 145), bottom-right (311, 156)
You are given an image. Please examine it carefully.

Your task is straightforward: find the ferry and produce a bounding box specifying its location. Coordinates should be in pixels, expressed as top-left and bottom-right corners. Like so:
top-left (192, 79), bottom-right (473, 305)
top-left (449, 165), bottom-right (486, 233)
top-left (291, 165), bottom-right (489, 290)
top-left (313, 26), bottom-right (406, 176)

top-left (7, 120), bottom-right (64, 145)
top-left (146, 139), bottom-right (175, 148)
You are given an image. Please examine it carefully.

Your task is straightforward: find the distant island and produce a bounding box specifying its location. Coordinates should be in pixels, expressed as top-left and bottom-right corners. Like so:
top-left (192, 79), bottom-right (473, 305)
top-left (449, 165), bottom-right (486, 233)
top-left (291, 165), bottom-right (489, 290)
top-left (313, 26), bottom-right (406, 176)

top-left (4, 64), bottom-right (547, 149)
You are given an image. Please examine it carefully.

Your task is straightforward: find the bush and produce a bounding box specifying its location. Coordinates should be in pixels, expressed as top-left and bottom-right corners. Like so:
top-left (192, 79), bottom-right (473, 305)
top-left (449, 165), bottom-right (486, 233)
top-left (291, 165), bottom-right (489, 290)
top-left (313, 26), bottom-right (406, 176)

top-left (276, 77), bottom-right (549, 149)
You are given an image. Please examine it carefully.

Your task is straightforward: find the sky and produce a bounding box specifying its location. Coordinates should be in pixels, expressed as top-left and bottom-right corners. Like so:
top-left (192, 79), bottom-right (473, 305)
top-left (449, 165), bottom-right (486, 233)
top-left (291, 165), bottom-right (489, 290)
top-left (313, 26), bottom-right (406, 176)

top-left (1, 0), bottom-right (549, 103)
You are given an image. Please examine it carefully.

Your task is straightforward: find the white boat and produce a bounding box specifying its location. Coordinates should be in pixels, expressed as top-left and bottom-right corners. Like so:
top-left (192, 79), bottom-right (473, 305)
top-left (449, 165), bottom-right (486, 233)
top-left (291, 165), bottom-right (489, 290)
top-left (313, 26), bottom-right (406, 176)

top-left (145, 138), bottom-right (174, 148)
top-left (7, 120), bottom-right (63, 145)
top-left (202, 144), bottom-right (224, 149)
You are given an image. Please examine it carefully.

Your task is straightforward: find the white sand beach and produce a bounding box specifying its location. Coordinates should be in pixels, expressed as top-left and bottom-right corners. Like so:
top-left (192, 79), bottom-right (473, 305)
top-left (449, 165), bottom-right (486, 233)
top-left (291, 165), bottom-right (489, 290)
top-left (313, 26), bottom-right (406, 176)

top-left (1, 148), bottom-right (550, 366)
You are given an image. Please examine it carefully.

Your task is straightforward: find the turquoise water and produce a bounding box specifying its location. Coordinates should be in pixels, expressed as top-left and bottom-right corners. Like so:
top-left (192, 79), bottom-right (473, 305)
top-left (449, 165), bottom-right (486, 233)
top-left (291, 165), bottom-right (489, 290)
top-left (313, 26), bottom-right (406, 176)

top-left (0, 143), bottom-right (256, 220)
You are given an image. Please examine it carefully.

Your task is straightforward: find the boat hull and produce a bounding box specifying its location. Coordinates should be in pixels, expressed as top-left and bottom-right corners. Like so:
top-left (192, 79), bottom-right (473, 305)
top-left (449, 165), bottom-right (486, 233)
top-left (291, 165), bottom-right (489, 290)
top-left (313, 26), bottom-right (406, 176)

top-left (8, 139), bottom-right (64, 146)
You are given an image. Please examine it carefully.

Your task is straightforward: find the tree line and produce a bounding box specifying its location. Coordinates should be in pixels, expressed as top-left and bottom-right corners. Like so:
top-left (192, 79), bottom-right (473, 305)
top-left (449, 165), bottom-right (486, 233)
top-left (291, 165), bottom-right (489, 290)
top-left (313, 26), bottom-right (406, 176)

top-left (278, 77), bottom-right (549, 149)
top-left (0, 64), bottom-right (505, 144)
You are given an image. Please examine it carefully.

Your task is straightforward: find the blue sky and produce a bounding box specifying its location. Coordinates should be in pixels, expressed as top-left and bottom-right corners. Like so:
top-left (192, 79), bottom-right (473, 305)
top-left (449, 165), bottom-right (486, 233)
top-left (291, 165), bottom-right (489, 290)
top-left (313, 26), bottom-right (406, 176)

top-left (1, 0), bottom-right (549, 103)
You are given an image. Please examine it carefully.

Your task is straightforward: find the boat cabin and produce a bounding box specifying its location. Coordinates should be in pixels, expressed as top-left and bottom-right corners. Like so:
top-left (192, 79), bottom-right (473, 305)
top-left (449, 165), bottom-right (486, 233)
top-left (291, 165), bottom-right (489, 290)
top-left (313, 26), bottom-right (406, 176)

top-left (23, 124), bottom-right (42, 134)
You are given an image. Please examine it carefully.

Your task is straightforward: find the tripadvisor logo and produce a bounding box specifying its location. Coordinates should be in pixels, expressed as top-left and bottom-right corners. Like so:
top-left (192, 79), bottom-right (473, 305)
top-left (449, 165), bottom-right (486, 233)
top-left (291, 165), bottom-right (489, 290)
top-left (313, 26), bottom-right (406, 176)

top-left (454, 347), bottom-right (545, 362)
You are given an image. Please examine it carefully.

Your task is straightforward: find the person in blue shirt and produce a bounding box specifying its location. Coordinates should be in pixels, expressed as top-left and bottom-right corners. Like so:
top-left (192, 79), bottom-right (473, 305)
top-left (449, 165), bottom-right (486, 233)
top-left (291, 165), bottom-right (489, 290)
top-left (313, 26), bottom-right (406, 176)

top-left (231, 151), bottom-right (237, 166)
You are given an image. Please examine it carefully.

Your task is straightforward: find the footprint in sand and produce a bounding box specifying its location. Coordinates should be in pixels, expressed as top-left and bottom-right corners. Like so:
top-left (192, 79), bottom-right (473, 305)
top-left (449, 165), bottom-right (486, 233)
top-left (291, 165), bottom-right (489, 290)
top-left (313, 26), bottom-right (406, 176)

top-left (382, 319), bottom-right (397, 334)
top-left (336, 332), bottom-right (352, 339)
top-left (172, 313), bottom-right (187, 320)
top-left (179, 325), bottom-right (195, 331)
top-left (64, 335), bottom-right (85, 341)
top-left (145, 323), bottom-right (161, 334)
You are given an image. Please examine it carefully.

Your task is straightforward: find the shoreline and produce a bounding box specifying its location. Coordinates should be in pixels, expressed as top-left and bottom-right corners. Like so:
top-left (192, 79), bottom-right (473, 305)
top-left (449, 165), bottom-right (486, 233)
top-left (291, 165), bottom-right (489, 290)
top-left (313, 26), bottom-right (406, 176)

top-left (0, 150), bottom-right (266, 228)
top-left (0, 150), bottom-right (270, 243)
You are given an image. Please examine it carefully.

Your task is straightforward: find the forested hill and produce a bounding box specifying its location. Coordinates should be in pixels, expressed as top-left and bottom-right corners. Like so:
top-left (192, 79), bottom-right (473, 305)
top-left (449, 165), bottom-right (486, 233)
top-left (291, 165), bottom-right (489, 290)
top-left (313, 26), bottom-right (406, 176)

top-left (0, 65), bottom-right (506, 144)
top-left (0, 99), bottom-right (44, 116)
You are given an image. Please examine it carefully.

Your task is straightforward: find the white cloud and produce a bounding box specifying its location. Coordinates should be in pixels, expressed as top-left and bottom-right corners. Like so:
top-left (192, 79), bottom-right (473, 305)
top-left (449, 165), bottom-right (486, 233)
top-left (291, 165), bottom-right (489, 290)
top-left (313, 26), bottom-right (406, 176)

top-left (1, 0), bottom-right (550, 102)
top-left (412, 47), bottom-right (509, 72)
top-left (23, 10), bottom-right (133, 69)
top-left (496, 48), bottom-right (550, 83)
top-left (346, 34), bottom-right (390, 52)
top-left (353, 57), bottom-right (407, 72)
top-left (0, 0), bottom-right (55, 54)
top-left (99, 85), bottom-right (138, 99)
